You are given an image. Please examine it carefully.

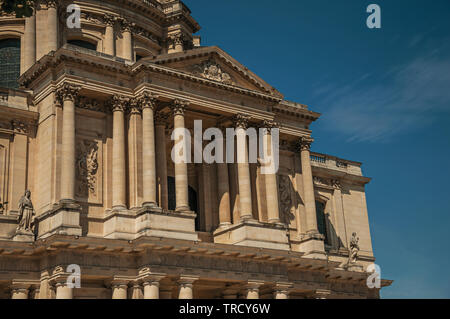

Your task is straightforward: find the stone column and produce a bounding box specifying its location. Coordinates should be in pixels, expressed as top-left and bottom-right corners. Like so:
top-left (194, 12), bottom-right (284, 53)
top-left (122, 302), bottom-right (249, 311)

top-left (23, 14), bottom-right (36, 72)
top-left (155, 112), bottom-right (169, 210)
top-left (332, 179), bottom-right (348, 248)
top-left (142, 275), bottom-right (165, 299)
top-left (262, 121), bottom-right (281, 224)
top-left (217, 129), bottom-right (231, 227)
top-left (178, 276), bottom-right (198, 299)
top-left (55, 282), bottom-right (73, 299)
top-left (299, 137), bottom-right (319, 234)
top-left (246, 281), bottom-right (263, 299)
top-left (127, 99), bottom-right (142, 209)
top-left (234, 115), bottom-right (253, 220)
top-left (11, 283), bottom-right (29, 299)
top-left (171, 100), bottom-right (190, 212)
top-left (104, 14), bottom-right (115, 56)
top-left (47, 0), bottom-right (58, 52)
top-left (111, 281), bottom-right (128, 299)
top-left (110, 96), bottom-right (128, 210)
top-left (274, 283), bottom-right (293, 299)
top-left (121, 20), bottom-right (133, 61)
top-left (57, 84), bottom-right (80, 202)
top-left (140, 92), bottom-right (158, 207)
top-left (131, 283), bottom-right (143, 299)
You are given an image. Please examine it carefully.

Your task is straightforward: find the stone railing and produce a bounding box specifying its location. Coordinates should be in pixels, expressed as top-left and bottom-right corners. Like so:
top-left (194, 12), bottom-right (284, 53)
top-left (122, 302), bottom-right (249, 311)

top-left (310, 152), bottom-right (362, 176)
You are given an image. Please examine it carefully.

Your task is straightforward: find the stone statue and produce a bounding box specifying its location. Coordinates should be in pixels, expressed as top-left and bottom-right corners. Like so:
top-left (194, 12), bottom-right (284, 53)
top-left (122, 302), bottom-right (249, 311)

top-left (349, 232), bottom-right (360, 264)
top-left (17, 190), bottom-right (35, 233)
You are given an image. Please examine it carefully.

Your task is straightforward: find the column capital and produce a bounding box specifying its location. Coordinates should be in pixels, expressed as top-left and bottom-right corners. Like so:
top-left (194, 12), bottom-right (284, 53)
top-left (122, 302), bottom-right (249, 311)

top-left (232, 113), bottom-right (251, 129)
top-left (103, 14), bottom-right (116, 27)
top-left (261, 119), bottom-right (280, 134)
top-left (171, 99), bottom-right (189, 116)
top-left (331, 179), bottom-right (342, 190)
top-left (119, 18), bottom-right (135, 33)
top-left (128, 98), bottom-right (142, 115)
top-left (108, 95), bottom-right (129, 113)
top-left (274, 282), bottom-right (293, 293)
top-left (56, 83), bottom-right (81, 104)
top-left (46, 0), bottom-right (58, 9)
top-left (178, 275), bottom-right (199, 288)
top-left (245, 280), bottom-right (264, 291)
top-left (138, 91), bottom-right (159, 110)
top-left (297, 136), bottom-right (314, 152)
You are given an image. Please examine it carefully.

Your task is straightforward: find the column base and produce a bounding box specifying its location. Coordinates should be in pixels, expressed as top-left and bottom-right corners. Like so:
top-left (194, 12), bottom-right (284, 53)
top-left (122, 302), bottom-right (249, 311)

top-left (214, 220), bottom-right (289, 250)
top-left (290, 232), bottom-right (326, 259)
top-left (36, 201), bottom-right (82, 239)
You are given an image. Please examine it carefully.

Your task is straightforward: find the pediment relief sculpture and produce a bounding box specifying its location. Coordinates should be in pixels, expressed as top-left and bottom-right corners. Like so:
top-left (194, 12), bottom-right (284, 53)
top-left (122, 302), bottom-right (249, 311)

top-left (191, 59), bottom-right (235, 85)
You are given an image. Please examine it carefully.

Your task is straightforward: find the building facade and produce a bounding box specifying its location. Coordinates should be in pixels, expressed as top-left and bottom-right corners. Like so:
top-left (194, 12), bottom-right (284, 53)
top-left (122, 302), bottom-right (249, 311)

top-left (0, 0), bottom-right (391, 299)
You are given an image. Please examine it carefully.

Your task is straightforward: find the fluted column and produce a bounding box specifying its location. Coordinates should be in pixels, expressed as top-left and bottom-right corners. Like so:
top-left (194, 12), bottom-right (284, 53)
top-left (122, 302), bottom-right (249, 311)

top-left (178, 276), bottom-right (198, 299)
top-left (47, 0), bottom-right (58, 52)
top-left (120, 20), bottom-right (133, 61)
top-left (111, 280), bottom-right (128, 299)
top-left (57, 84), bottom-right (81, 202)
top-left (104, 15), bottom-right (115, 56)
top-left (171, 100), bottom-right (190, 212)
top-left (110, 96), bottom-right (128, 209)
top-left (139, 92), bottom-right (157, 207)
top-left (217, 128), bottom-right (231, 227)
top-left (299, 137), bottom-right (319, 234)
top-left (262, 121), bottom-right (281, 224)
top-left (23, 14), bottom-right (36, 72)
top-left (155, 112), bottom-right (169, 210)
top-left (11, 283), bottom-right (29, 299)
top-left (246, 281), bottom-right (263, 299)
top-left (234, 115), bottom-right (253, 220)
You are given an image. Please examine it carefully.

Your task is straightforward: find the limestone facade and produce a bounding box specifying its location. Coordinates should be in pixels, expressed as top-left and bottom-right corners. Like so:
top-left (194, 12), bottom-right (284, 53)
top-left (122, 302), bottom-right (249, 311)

top-left (0, 0), bottom-right (391, 299)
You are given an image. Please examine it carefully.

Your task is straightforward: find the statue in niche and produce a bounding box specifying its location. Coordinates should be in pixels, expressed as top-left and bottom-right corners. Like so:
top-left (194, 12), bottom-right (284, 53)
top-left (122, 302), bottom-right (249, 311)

top-left (17, 190), bottom-right (35, 233)
top-left (76, 140), bottom-right (99, 197)
top-left (349, 232), bottom-right (360, 264)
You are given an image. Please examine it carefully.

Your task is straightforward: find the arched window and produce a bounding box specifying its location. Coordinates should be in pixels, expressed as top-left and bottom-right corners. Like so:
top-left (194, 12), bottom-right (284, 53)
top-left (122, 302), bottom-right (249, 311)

top-left (316, 201), bottom-right (330, 245)
top-left (67, 39), bottom-right (97, 51)
top-left (0, 38), bottom-right (21, 89)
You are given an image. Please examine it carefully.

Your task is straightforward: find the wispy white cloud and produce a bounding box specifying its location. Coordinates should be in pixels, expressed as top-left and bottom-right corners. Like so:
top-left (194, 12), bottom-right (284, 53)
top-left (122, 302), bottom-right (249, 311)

top-left (313, 45), bottom-right (450, 142)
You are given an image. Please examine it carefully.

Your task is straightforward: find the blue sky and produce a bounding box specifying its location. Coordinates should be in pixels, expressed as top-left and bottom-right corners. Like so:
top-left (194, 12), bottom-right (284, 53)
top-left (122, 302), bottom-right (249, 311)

top-left (184, 0), bottom-right (450, 298)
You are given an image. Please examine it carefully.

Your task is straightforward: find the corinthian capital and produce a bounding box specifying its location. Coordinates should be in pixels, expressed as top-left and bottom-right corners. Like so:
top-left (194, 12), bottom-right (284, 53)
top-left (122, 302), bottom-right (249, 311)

top-left (103, 14), bottom-right (116, 27)
top-left (261, 119), bottom-right (280, 134)
top-left (138, 91), bottom-right (159, 110)
top-left (297, 136), bottom-right (314, 152)
top-left (108, 95), bottom-right (129, 113)
top-left (128, 98), bottom-right (141, 115)
top-left (119, 18), bottom-right (135, 32)
top-left (171, 99), bottom-right (189, 116)
top-left (56, 83), bottom-right (81, 104)
top-left (46, 0), bottom-right (58, 9)
top-left (232, 113), bottom-right (251, 129)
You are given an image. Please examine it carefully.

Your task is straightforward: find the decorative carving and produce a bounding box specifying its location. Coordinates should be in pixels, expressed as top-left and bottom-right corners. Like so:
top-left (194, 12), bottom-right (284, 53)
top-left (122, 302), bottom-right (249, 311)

top-left (108, 95), bottom-right (129, 113)
top-left (313, 176), bottom-right (331, 187)
top-left (297, 136), bottom-right (314, 152)
top-left (154, 111), bottom-right (169, 126)
top-left (171, 99), bottom-right (189, 116)
top-left (119, 18), bottom-right (135, 32)
top-left (56, 83), bottom-right (81, 104)
top-left (232, 113), bottom-right (251, 129)
top-left (76, 96), bottom-right (105, 113)
top-left (76, 140), bottom-right (99, 197)
top-left (192, 59), bottom-right (235, 85)
top-left (261, 120), bottom-right (280, 134)
top-left (11, 121), bottom-right (30, 134)
top-left (167, 32), bottom-right (184, 49)
top-left (278, 175), bottom-right (293, 224)
top-left (331, 179), bottom-right (342, 189)
top-left (137, 91), bottom-right (158, 110)
top-left (17, 190), bottom-right (35, 233)
top-left (348, 232), bottom-right (360, 264)
top-left (128, 98), bottom-right (141, 115)
top-left (103, 14), bottom-right (116, 27)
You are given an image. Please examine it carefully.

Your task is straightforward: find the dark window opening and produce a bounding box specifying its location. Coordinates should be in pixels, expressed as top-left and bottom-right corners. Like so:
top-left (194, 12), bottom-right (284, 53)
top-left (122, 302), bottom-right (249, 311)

top-left (316, 201), bottom-right (330, 245)
top-left (167, 176), bottom-right (198, 221)
top-left (0, 38), bottom-right (21, 89)
top-left (67, 39), bottom-right (97, 51)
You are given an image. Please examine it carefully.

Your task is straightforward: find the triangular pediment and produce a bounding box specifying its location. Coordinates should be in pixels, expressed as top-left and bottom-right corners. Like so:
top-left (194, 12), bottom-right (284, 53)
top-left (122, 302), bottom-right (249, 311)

top-left (146, 46), bottom-right (283, 98)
